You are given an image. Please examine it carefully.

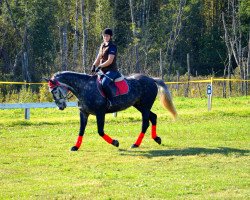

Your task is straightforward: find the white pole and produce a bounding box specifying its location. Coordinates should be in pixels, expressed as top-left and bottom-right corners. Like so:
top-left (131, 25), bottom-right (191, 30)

top-left (207, 78), bottom-right (213, 111)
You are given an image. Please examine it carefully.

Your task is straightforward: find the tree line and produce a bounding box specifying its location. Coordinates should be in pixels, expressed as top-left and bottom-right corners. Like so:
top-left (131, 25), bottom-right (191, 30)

top-left (0, 0), bottom-right (249, 85)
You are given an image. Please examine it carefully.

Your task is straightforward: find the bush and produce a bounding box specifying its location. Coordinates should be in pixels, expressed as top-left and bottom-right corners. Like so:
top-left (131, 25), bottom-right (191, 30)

top-left (39, 84), bottom-right (53, 102)
top-left (4, 90), bottom-right (19, 103)
top-left (18, 86), bottom-right (39, 103)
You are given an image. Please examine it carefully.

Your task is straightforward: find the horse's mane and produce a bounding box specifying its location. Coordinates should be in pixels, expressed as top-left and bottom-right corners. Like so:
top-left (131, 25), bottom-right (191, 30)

top-left (54, 71), bottom-right (88, 76)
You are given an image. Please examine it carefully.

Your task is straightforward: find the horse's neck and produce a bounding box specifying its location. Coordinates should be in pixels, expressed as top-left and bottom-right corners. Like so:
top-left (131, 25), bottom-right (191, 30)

top-left (57, 72), bottom-right (91, 94)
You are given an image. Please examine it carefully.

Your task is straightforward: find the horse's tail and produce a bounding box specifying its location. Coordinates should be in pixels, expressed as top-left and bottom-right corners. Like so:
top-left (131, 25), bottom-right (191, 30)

top-left (154, 79), bottom-right (177, 119)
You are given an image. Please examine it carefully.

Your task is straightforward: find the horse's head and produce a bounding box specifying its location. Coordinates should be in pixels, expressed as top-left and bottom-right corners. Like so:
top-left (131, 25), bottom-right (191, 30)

top-left (46, 78), bottom-right (69, 110)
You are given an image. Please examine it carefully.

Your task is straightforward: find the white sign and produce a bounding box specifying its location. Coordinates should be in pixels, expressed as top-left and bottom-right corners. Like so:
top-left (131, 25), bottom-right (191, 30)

top-left (207, 84), bottom-right (212, 95)
top-left (207, 84), bottom-right (212, 111)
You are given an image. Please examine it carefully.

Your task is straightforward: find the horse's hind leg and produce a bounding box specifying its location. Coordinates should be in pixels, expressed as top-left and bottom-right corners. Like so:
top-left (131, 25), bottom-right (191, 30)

top-left (149, 111), bottom-right (161, 145)
top-left (71, 111), bottom-right (89, 151)
top-left (96, 112), bottom-right (119, 147)
top-left (131, 107), bottom-right (150, 148)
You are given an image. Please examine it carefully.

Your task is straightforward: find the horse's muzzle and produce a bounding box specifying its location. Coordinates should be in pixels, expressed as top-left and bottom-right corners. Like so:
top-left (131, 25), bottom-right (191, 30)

top-left (57, 101), bottom-right (67, 110)
top-left (58, 106), bottom-right (65, 110)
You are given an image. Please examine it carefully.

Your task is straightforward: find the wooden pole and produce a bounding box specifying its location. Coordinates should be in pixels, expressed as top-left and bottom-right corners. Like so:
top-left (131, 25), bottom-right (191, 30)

top-left (160, 49), bottom-right (163, 79)
top-left (185, 53), bottom-right (190, 97)
top-left (176, 70), bottom-right (180, 96)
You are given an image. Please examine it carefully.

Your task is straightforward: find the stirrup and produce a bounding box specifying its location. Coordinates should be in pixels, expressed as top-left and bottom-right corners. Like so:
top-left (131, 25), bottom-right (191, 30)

top-left (107, 98), bottom-right (118, 108)
top-left (107, 99), bottom-right (113, 108)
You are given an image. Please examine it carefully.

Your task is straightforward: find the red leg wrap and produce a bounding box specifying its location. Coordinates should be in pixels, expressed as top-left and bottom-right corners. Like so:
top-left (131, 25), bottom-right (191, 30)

top-left (151, 125), bottom-right (157, 139)
top-left (102, 134), bottom-right (113, 144)
top-left (75, 136), bottom-right (83, 148)
top-left (135, 132), bottom-right (145, 146)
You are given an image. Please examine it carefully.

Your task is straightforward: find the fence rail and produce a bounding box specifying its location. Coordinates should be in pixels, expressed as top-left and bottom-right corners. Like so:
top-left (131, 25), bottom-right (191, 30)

top-left (0, 78), bottom-right (250, 86)
top-left (0, 102), bottom-right (77, 120)
top-left (0, 78), bottom-right (249, 120)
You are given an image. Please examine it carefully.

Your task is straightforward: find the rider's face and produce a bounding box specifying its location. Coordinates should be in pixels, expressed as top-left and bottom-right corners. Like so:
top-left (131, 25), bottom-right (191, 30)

top-left (103, 34), bottom-right (111, 43)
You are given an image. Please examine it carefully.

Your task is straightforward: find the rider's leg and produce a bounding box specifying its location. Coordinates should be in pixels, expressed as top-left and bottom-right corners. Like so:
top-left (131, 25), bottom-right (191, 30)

top-left (101, 71), bottom-right (121, 106)
top-left (101, 74), bottom-right (114, 98)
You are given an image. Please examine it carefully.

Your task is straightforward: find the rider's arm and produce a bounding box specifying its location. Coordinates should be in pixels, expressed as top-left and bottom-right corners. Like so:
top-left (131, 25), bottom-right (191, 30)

top-left (93, 53), bottom-right (101, 66)
top-left (99, 54), bottom-right (115, 68)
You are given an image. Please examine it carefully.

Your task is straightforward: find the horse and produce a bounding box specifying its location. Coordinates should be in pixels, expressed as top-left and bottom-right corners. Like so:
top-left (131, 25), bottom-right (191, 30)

top-left (46, 71), bottom-right (177, 151)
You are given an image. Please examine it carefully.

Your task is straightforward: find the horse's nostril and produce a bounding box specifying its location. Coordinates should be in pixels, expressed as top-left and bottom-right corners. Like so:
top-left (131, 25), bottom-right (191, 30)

top-left (59, 106), bottom-right (64, 110)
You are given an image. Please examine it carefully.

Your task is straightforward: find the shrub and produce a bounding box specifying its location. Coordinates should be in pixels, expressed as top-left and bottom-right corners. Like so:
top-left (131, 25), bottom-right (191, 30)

top-left (18, 86), bottom-right (39, 103)
top-left (39, 84), bottom-right (53, 102)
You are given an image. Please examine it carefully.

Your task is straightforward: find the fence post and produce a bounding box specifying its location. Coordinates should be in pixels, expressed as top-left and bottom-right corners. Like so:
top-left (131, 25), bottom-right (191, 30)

top-left (184, 53), bottom-right (190, 97)
top-left (176, 70), bottom-right (180, 96)
top-left (207, 77), bottom-right (213, 111)
top-left (25, 108), bottom-right (30, 120)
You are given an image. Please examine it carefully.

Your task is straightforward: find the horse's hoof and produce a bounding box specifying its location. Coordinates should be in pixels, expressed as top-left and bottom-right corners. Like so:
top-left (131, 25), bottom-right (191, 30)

top-left (131, 144), bottom-right (139, 148)
top-left (71, 146), bottom-right (79, 151)
top-left (112, 140), bottom-right (119, 147)
top-left (154, 136), bottom-right (162, 145)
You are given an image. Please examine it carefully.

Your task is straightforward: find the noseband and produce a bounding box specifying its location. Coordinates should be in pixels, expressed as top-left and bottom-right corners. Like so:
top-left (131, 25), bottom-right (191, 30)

top-left (49, 79), bottom-right (73, 102)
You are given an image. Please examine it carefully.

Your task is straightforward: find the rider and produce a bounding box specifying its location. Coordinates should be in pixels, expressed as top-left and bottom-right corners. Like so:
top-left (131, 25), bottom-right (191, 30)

top-left (91, 28), bottom-right (121, 106)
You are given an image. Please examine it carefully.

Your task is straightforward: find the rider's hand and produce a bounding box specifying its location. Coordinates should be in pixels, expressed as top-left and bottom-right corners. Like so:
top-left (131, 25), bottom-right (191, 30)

top-left (95, 66), bottom-right (101, 72)
top-left (91, 65), bottom-right (96, 73)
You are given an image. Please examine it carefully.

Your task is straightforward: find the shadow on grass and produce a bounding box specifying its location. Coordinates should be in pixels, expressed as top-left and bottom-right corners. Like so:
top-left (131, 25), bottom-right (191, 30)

top-left (119, 147), bottom-right (250, 158)
top-left (4, 121), bottom-right (71, 127)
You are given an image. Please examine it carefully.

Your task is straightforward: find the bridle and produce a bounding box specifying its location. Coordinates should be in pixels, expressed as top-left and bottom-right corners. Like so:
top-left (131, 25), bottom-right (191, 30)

top-left (48, 79), bottom-right (74, 105)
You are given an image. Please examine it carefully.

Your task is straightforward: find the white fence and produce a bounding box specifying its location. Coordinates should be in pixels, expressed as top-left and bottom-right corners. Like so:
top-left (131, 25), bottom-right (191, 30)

top-left (0, 102), bottom-right (77, 120)
top-left (0, 102), bottom-right (118, 120)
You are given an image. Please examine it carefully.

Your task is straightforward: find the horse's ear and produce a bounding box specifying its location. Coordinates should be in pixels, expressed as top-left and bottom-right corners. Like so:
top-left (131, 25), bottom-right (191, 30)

top-left (50, 79), bottom-right (57, 85)
top-left (43, 77), bottom-right (50, 82)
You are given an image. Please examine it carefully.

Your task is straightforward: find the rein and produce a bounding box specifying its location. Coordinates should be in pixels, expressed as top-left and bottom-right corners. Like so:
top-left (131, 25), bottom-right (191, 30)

top-left (67, 92), bottom-right (74, 100)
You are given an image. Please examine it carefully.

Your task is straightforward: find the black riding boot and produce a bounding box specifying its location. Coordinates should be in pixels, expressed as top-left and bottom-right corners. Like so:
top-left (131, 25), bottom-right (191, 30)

top-left (103, 86), bottom-right (117, 108)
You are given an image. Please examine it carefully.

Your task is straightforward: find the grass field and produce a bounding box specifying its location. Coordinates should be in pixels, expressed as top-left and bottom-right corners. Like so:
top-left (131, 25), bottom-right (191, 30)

top-left (0, 97), bottom-right (249, 199)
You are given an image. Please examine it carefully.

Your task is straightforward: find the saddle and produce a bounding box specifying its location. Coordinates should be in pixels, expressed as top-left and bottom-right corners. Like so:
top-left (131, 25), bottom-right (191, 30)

top-left (97, 75), bottom-right (129, 98)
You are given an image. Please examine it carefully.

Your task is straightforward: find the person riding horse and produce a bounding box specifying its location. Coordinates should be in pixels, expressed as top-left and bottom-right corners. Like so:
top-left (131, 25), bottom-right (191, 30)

top-left (47, 29), bottom-right (177, 151)
top-left (91, 28), bottom-right (121, 106)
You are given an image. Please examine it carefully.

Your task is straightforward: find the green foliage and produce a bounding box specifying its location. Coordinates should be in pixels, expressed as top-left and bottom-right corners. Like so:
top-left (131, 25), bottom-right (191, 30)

top-left (0, 89), bottom-right (4, 103)
top-left (94, 0), bottom-right (114, 34)
top-left (0, 0), bottom-right (249, 82)
top-left (39, 84), bottom-right (53, 102)
top-left (18, 86), bottom-right (39, 103)
top-left (4, 89), bottom-right (19, 103)
top-left (0, 84), bottom-right (52, 103)
top-left (28, 0), bottom-right (58, 80)
top-left (240, 0), bottom-right (250, 33)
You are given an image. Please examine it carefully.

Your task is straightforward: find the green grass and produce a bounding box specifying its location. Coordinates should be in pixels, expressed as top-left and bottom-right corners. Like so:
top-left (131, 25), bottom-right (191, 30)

top-left (0, 97), bottom-right (249, 199)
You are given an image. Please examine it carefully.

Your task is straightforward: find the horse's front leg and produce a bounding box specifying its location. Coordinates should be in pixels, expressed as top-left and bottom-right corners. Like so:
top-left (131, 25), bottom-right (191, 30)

top-left (96, 112), bottom-right (119, 147)
top-left (71, 111), bottom-right (89, 151)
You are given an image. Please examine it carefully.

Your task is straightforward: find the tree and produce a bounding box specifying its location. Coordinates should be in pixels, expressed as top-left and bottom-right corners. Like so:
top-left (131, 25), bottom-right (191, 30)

top-left (72, 0), bottom-right (80, 69)
top-left (81, 0), bottom-right (87, 73)
top-left (165, 0), bottom-right (186, 79)
top-left (28, 0), bottom-right (58, 79)
top-left (222, 0), bottom-right (250, 95)
top-left (129, 0), bottom-right (140, 73)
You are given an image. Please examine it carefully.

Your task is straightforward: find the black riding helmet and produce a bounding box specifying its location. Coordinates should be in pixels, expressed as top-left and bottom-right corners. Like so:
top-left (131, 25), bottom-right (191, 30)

top-left (102, 28), bottom-right (113, 36)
